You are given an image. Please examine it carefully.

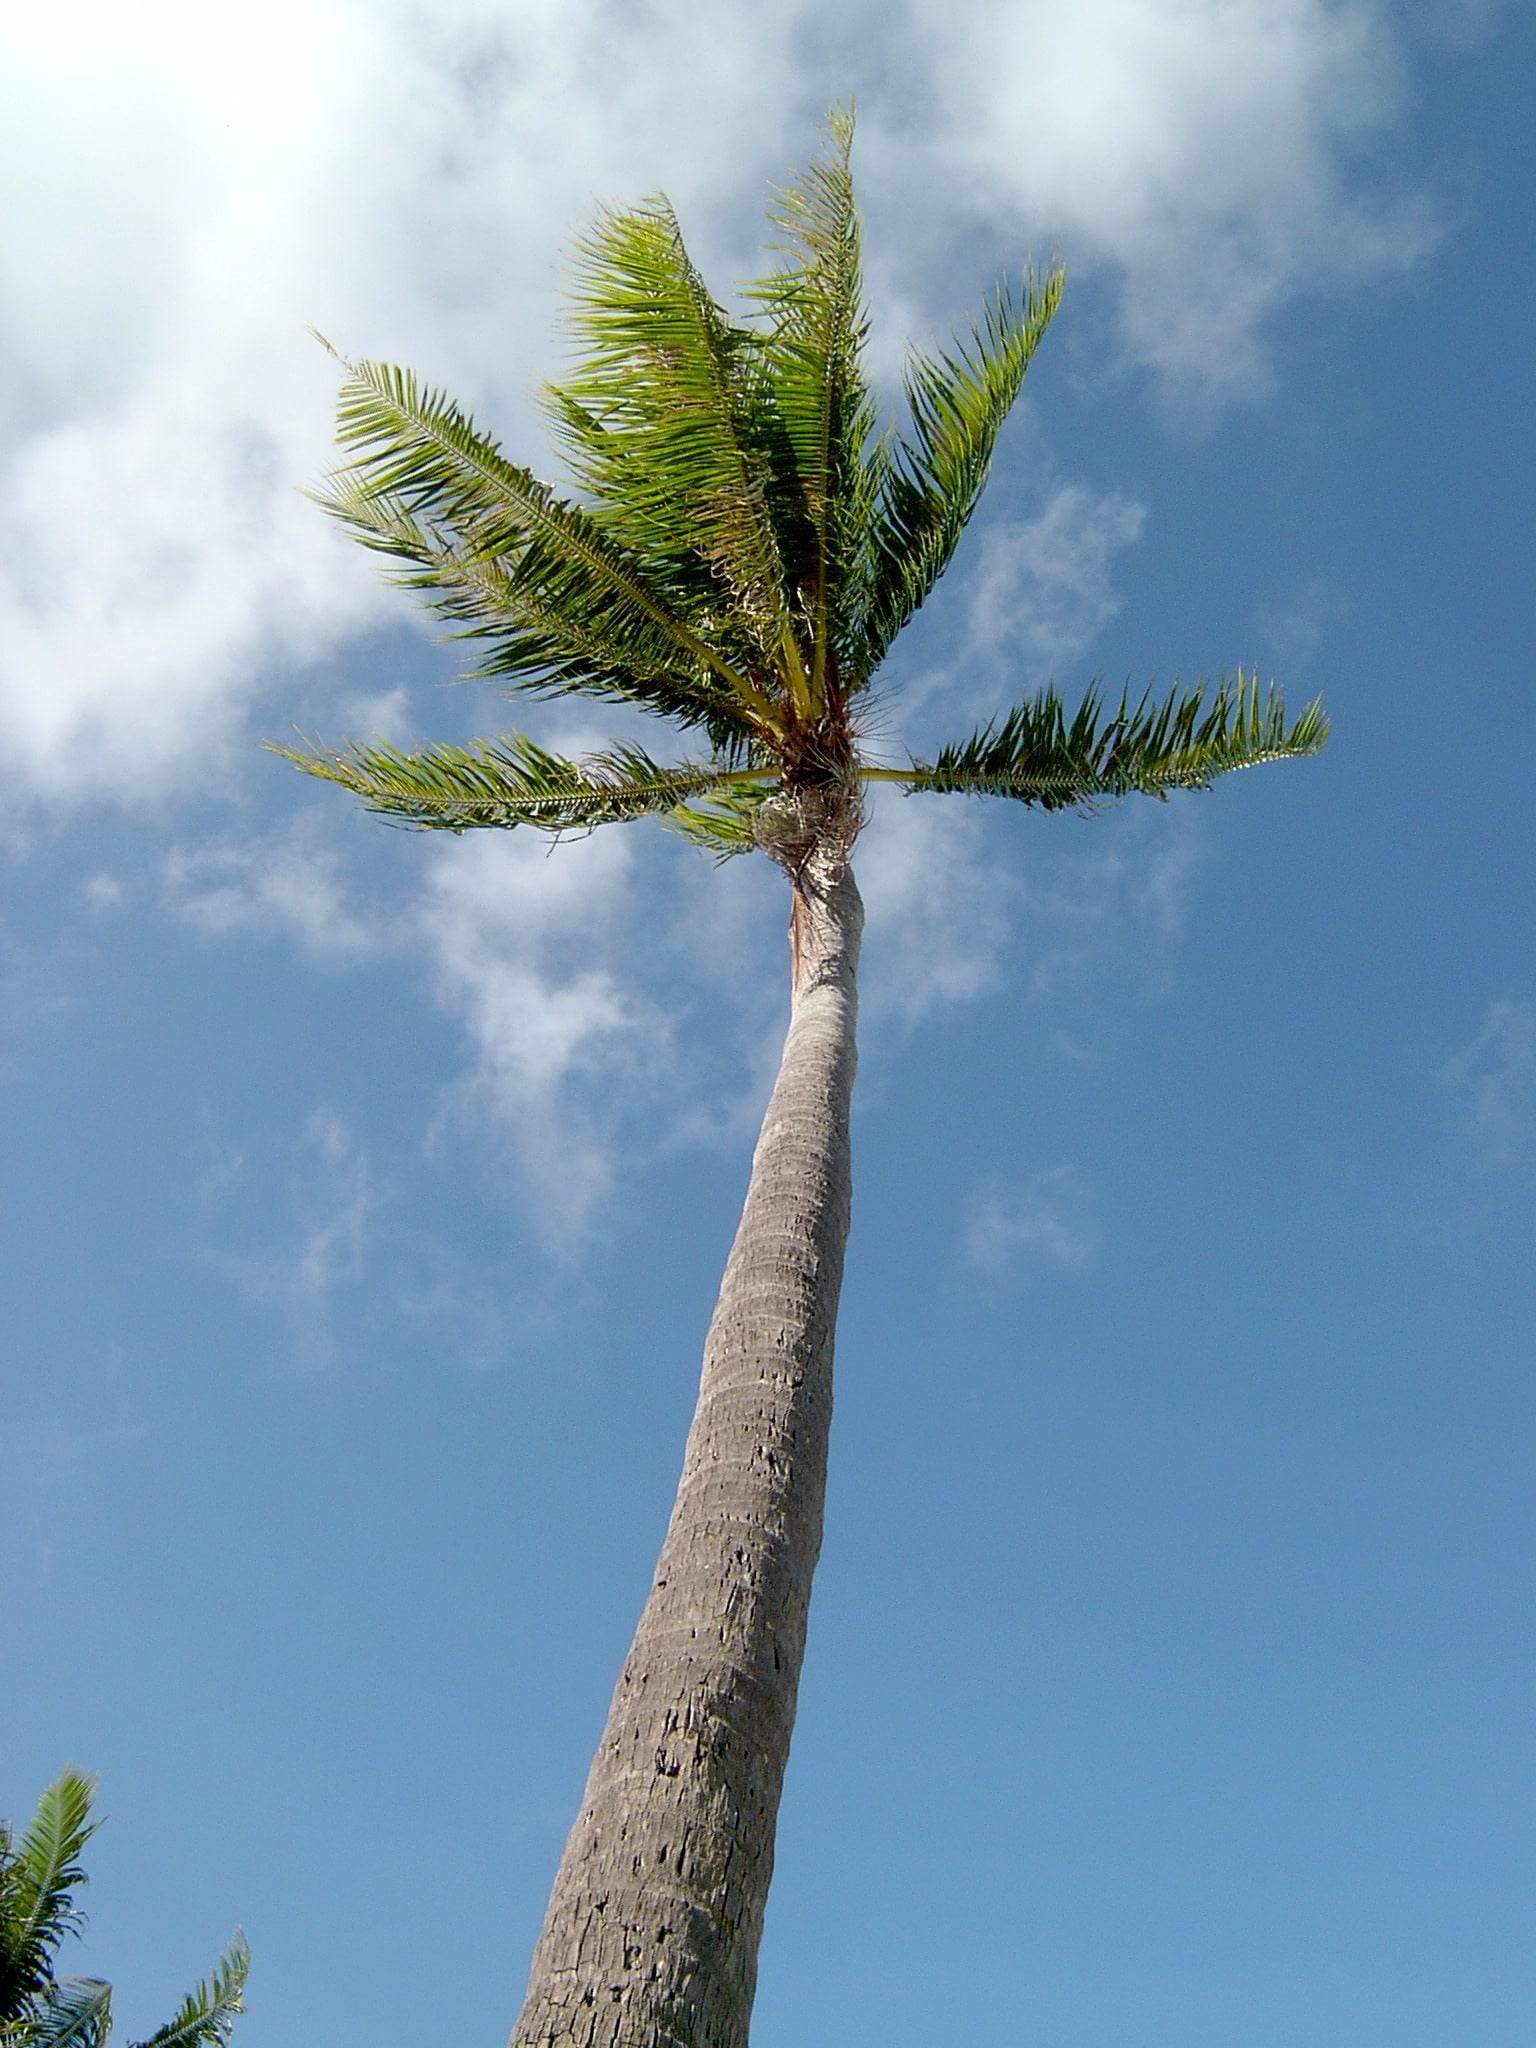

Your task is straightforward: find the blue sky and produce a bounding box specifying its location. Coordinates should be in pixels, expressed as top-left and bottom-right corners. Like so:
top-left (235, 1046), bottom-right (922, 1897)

top-left (3, 3), bottom-right (1534, 2044)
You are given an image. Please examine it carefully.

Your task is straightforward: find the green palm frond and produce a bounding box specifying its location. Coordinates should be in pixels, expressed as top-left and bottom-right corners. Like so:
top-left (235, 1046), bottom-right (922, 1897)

top-left (128, 1934), bottom-right (247, 2048)
top-left (894, 672), bottom-right (1327, 809)
top-left (548, 202), bottom-right (807, 702)
top-left (9, 1977), bottom-right (112, 2048)
top-left (851, 266), bottom-right (1064, 684)
top-left (0, 1771), bottom-right (98, 2020)
top-left (269, 730), bottom-right (774, 834)
top-left (311, 360), bottom-right (775, 742)
top-left (665, 783), bottom-right (776, 861)
top-left (748, 106), bottom-right (879, 711)
top-left (313, 473), bottom-right (755, 757)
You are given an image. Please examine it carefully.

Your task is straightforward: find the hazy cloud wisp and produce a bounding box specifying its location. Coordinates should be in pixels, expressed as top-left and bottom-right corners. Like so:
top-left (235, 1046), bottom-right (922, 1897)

top-left (1444, 997), bottom-right (1536, 1170)
top-left (965, 1165), bottom-right (1095, 1272)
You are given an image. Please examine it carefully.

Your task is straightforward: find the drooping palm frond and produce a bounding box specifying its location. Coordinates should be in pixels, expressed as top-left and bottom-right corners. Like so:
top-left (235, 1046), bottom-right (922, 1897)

top-left (8, 1976), bottom-right (112, 2048)
top-left (269, 730), bottom-right (774, 834)
top-left (128, 1935), bottom-right (247, 2048)
top-left (310, 360), bottom-right (777, 746)
top-left (850, 266), bottom-right (1064, 685)
top-left (665, 782), bottom-right (776, 861)
top-left (890, 672), bottom-right (1328, 809)
top-left (747, 106), bottom-right (879, 711)
top-left (546, 201), bottom-right (808, 703)
top-left (0, 1772), bottom-right (98, 2023)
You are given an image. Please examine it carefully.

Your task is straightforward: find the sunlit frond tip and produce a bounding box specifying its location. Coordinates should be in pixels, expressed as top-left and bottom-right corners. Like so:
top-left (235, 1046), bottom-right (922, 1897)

top-left (890, 671), bottom-right (1327, 810)
top-left (128, 1932), bottom-right (248, 2048)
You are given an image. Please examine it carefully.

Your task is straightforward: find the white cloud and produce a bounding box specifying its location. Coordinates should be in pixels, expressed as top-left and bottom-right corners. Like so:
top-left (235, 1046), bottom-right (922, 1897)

top-left (206, 1105), bottom-right (375, 1366)
top-left (289, 1107), bottom-right (374, 1304)
top-left (0, 1421), bottom-right (90, 1578)
top-left (1132, 816), bottom-right (1206, 946)
top-left (1256, 574), bottom-right (1351, 675)
top-left (163, 806), bottom-right (674, 1246)
top-left (80, 872), bottom-right (132, 914)
top-left (2, 0), bottom-right (1447, 809)
top-left (155, 780), bottom-right (1209, 1242)
top-left (856, 791), bottom-right (1016, 1020)
top-left (847, 780), bottom-right (1205, 1046)
top-left (897, 0), bottom-right (1438, 396)
top-left (417, 830), bottom-right (669, 1250)
top-left (1025, 809), bottom-right (1206, 997)
top-left (0, 0), bottom-right (804, 805)
top-left (857, 802), bottom-right (1208, 1013)
top-left (1444, 998), bottom-right (1536, 1170)
top-left (964, 1166), bottom-right (1094, 1272)
top-left (967, 486), bottom-right (1147, 669)
top-left (162, 812), bottom-right (392, 965)
top-left (0, 1420), bottom-right (88, 1495)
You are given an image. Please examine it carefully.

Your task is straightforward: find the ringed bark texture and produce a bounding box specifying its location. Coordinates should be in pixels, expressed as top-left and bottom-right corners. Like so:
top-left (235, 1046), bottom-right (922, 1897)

top-left (512, 850), bottom-right (863, 2048)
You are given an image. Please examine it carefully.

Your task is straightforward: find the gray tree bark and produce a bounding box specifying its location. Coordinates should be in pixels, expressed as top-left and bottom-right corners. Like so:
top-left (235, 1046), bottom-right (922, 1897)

top-left (511, 848), bottom-right (863, 2048)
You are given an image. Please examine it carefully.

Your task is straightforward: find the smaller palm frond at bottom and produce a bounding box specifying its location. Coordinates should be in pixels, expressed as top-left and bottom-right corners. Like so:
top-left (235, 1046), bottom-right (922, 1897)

top-left (127, 1934), bottom-right (247, 2048)
top-left (896, 670), bottom-right (1327, 809)
top-left (0, 1777), bottom-right (245, 2048)
top-left (268, 731), bottom-right (773, 835)
top-left (0, 1932), bottom-right (244, 2048)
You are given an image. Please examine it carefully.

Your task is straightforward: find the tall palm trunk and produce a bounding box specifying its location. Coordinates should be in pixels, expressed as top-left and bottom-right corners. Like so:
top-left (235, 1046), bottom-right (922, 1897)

top-left (513, 849), bottom-right (864, 2048)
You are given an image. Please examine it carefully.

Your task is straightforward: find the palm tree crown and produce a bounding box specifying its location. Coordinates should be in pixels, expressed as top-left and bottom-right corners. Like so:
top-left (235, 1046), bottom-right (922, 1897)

top-left (274, 109), bottom-right (1325, 856)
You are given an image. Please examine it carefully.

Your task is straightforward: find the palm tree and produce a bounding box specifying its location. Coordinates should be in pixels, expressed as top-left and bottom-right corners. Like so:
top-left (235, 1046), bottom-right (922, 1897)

top-left (0, 1770), bottom-right (247, 2048)
top-left (275, 112), bottom-right (1325, 2048)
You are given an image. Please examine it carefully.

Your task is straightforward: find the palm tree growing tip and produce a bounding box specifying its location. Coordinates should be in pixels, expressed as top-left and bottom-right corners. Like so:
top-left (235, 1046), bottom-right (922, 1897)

top-left (274, 109), bottom-right (1325, 2048)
